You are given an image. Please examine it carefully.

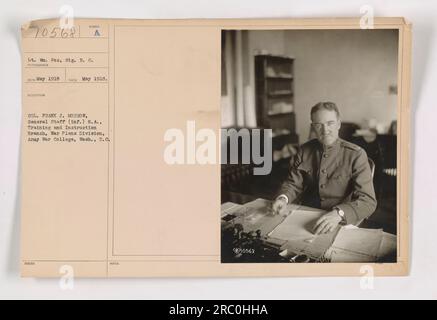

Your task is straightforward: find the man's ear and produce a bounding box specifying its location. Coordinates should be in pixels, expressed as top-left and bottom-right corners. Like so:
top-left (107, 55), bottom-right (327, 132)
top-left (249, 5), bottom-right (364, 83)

top-left (338, 119), bottom-right (342, 130)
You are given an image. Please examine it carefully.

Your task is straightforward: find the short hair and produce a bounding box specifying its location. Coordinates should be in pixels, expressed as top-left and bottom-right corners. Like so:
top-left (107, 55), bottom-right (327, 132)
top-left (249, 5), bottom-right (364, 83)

top-left (310, 102), bottom-right (340, 120)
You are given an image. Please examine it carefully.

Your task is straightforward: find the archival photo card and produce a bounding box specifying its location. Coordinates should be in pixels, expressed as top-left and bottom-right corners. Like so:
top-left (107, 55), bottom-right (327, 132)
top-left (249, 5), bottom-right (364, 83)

top-left (21, 18), bottom-right (410, 277)
top-left (220, 28), bottom-right (404, 265)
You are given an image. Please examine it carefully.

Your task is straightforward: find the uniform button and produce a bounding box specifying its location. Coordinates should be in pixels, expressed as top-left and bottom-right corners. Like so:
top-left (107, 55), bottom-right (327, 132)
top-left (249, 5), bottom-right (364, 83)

top-left (323, 154), bottom-right (329, 158)
top-left (321, 169), bottom-right (327, 174)
top-left (320, 197), bottom-right (325, 201)
top-left (320, 184), bottom-right (325, 189)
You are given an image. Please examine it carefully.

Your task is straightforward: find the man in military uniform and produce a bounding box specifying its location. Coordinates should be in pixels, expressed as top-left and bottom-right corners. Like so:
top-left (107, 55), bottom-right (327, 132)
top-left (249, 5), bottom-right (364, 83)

top-left (272, 102), bottom-right (377, 235)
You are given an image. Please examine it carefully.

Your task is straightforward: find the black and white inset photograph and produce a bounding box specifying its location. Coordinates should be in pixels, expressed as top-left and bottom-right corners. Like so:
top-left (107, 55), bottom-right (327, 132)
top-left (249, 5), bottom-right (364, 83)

top-left (220, 29), bottom-right (399, 263)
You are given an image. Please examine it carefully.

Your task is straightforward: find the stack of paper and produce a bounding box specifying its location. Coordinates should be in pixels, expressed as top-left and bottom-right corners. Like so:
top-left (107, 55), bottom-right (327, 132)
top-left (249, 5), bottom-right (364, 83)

top-left (228, 199), bottom-right (287, 236)
top-left (268, 209), bottom-right (325, 242)
top-left (324, 227), bottom-right (384, 262)
top-left (268, 209), bottom-right (339, 260)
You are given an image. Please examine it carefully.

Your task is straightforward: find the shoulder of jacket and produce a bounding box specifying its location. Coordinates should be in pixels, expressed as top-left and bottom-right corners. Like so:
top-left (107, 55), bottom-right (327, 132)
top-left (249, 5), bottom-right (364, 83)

top-left (340, 139), bottom-right (362, 152)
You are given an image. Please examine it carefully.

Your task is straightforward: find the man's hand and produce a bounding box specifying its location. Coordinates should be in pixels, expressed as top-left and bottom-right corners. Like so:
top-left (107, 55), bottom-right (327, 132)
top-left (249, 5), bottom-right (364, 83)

top-left (313, 210), bottom-right (342, 235)
top-left (271, 197), bottom-right (288, 215)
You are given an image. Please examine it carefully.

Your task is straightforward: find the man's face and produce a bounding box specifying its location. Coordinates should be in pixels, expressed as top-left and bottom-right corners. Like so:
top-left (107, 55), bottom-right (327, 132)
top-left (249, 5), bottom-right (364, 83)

top-left (311, 109), bottom-right (341, 146)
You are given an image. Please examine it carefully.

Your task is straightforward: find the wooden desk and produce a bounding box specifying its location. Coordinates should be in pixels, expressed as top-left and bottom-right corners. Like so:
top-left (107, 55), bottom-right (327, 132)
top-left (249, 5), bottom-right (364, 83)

top-left (221, 199), bottom-right (397, 263)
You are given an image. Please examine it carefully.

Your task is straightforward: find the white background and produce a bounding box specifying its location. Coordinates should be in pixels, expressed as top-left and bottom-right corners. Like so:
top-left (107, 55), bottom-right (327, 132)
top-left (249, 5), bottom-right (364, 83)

top-left (0, 0), bottom-right (436, 300)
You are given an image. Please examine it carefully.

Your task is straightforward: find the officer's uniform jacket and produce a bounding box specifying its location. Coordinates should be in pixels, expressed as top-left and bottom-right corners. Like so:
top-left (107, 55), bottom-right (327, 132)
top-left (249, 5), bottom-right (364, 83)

top-left (279, 138), bottom-right (377, 225)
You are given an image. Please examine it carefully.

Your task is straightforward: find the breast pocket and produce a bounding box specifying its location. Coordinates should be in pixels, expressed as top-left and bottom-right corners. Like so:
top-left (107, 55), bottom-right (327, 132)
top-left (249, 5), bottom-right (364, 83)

top-left (331, 171), bottom-right (351, 180)
top-left (328, 167), bottom-right (352, 196)
top-left (297, 163), bottom-right (314, 183)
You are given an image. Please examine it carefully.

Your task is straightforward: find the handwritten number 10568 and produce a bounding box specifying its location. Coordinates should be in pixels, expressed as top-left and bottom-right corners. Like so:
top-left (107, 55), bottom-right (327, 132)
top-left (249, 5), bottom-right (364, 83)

top-left (35, 27), bottom-right (76, 38)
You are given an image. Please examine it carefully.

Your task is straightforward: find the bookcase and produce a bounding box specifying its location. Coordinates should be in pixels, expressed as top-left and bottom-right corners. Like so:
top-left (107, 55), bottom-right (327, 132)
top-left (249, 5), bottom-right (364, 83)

top-left (255, 54), bottom-right (299, 162)
top-left (221, 55), bottom-right (300, 204)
